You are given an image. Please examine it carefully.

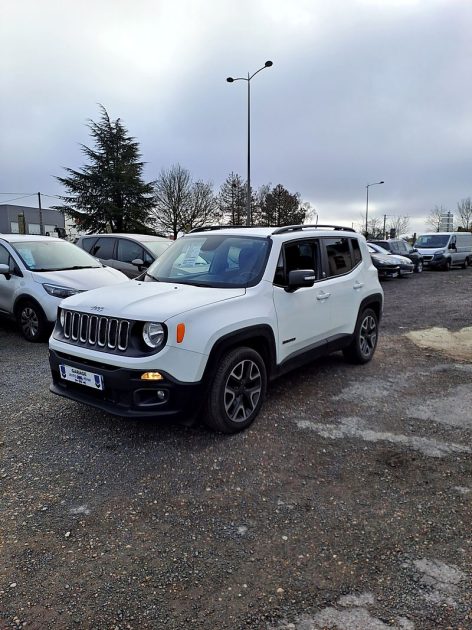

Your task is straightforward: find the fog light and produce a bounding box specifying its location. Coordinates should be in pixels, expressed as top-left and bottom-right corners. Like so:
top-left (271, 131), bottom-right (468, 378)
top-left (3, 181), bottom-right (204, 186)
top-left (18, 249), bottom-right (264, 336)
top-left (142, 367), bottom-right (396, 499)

top-left (141, 371), bottom-right (164, 381)
top-left (157, 390), bottom-right (166, 400)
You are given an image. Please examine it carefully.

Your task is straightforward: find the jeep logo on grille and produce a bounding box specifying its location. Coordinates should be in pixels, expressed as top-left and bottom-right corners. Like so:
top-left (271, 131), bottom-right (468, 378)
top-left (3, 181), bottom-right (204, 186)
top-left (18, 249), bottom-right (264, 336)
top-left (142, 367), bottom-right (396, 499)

top-left (90, 306), bottom-right (105, 312)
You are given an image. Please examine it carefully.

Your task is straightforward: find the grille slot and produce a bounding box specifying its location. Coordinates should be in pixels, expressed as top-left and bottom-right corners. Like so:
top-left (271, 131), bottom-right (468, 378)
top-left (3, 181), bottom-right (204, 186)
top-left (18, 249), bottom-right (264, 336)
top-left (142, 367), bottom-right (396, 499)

top-left (61, 310), bottom-right (131, 352)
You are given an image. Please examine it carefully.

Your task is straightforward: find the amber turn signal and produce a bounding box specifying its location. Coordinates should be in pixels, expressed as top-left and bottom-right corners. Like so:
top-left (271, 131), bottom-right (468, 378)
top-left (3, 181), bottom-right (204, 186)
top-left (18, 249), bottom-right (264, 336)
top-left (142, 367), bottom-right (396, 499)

top-left (176, 323), bottom-right (185, 343)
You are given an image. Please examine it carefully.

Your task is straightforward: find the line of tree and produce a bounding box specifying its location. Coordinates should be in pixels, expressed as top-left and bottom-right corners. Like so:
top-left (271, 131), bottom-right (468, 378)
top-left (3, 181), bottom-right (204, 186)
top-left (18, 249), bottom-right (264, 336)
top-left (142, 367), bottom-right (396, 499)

top-left (54, 106), bottom-right (312, 236)
top-left (360, 215), bottom-right (411, 239)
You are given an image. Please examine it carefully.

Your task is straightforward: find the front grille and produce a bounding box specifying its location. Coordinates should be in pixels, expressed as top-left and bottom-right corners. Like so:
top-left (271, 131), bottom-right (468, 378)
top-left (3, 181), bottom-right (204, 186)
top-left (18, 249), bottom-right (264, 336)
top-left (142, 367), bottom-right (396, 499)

top-left (423, 255), bottom-right (433, 261)
top-left (62, 310), bottom-right (131, 352)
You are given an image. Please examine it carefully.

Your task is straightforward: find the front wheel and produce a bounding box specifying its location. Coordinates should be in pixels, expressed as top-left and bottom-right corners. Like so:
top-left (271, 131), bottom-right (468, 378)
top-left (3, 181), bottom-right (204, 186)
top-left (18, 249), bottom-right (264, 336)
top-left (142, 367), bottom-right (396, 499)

top-left (203, 347), bottom-right (267, 433)
top-left (343, 308), bottom-right (379, 364)
top-left (443, 259), bottom-right (451, 271)
top-left (16, 300), bottom-right (49, 342)
top-left (462, 257), bottom-right (469, 269)
top-left (415, 260), bottom-right (423, 273)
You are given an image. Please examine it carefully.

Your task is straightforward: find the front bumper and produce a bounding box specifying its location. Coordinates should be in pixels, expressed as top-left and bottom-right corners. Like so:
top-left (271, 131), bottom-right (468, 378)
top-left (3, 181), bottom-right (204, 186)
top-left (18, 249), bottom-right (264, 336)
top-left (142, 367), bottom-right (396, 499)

top-left (423, 255), bottom-right (447, 268)
top-left (49, 349), bottom-right (206, 420)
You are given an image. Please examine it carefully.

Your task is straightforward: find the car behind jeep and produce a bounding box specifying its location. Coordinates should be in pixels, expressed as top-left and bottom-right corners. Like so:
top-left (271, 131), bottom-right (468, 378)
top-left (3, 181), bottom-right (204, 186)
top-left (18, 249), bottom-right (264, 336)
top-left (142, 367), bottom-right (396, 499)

top-left (49, 225), bottom-right (383, 433)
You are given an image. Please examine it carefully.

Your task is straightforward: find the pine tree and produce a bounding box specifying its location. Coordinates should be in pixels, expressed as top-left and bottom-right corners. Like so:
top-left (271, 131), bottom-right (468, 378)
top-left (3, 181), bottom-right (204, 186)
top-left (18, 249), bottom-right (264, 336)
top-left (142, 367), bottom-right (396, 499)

top-left (260, 184), bottom-right (305, 226)
top-left (54, 105), bottom-right (155, 233)
top-left (218, 173), bottom-right (246, 225)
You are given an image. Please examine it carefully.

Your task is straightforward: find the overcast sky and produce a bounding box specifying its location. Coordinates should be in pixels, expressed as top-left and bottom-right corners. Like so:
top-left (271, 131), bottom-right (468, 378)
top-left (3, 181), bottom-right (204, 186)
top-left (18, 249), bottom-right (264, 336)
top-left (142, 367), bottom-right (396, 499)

top-left (1, 0), bottom-right (472, 234)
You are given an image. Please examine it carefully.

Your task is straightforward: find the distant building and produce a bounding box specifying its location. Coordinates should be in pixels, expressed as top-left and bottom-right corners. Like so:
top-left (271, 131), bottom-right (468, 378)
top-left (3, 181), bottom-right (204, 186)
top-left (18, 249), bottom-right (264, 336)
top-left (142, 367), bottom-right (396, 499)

top-left (0, 204), bottom-right (66, 237)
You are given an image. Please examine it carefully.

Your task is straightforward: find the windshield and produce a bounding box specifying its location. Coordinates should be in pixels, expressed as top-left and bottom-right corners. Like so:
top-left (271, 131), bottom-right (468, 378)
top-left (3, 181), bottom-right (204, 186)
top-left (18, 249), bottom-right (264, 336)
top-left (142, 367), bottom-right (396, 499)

top-left (144, 240), bottom-right (173, 258)
top-left (12, 240), bottom-right (102, 271)
top-left (368, 243), bottom-right (390, 255)
top-left (415, 235), bottom-right (450, 248)
top-left (145, 234), bottom-right (271, 287)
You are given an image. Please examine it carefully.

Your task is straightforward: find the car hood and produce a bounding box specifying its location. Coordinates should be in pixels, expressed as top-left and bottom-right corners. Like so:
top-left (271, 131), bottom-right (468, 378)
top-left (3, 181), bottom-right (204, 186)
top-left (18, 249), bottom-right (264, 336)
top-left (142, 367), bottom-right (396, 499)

top-left (31, 266), bottom-right (129, 289)
top-left (415, 247), bottom-right (443, 255)
top-left (371, 253), bottom-right (398, 265)
top-left (388, 254), bottom-right (413, 265)
top-left (59, 280), bottom-right (246, 321)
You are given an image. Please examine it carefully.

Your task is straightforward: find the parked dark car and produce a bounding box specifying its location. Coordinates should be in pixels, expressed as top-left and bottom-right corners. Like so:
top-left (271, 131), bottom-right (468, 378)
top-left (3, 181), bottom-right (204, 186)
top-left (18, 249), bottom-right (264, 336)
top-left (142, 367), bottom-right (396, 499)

top-left (76, 233), bottom-right (172, 279)
top-left (369, 239), bottom-right (423, 273)
top-left (367, 242), bottom-right (414, 277)
top-left (366, 245), bottom-right (400, 279)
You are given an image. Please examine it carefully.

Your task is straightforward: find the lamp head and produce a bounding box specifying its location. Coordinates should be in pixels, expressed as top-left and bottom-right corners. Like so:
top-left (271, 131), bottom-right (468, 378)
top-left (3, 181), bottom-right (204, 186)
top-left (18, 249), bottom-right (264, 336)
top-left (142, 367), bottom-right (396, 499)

top-left (265, 60), bottom-right (273, 67)
top-left (226, 77), bottom-right (234, 83)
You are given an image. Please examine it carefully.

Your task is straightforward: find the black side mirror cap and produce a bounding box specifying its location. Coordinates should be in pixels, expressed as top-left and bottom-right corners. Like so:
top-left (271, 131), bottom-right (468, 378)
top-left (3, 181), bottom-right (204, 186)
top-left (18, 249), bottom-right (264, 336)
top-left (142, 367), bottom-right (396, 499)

top-left (285, 269), bottom-right (316, 292)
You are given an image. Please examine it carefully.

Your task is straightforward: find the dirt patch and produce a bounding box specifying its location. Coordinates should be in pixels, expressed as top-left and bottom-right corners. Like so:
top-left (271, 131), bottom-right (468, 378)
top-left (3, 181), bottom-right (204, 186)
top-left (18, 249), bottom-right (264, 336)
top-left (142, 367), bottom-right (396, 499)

top-left (406, 326), bottom-right (472, 361)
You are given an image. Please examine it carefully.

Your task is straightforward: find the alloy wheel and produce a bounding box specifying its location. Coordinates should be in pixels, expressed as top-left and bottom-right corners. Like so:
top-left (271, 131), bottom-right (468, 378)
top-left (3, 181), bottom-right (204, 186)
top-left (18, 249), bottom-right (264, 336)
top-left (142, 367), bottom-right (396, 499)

top-left (359, 315), bottom-right (377, 359)
top-left (224, 359), bottom-right (262, 423)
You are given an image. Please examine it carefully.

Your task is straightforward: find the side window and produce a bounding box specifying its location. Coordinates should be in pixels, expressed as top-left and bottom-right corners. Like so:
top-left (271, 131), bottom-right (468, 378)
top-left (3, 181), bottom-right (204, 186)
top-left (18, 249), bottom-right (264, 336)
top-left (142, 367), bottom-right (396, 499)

top-left (274, 239), bottom-right (319, 286)
top-left (142, 249), bottom-right (154, 266)
top-left (0, 244), bottom-right (10, 266)
top-left (117, 239), bottom-right (145, 264)
top-left (80, 237), bottom-right (98, 253)
top-left (91, 237), bottom-right (116, 259)
top-left (399, 241), bottom-right (409, 253)
top-left (350, 238), bottom-right (362, 266)
top-left (323, 237), bottom-right (354, 277)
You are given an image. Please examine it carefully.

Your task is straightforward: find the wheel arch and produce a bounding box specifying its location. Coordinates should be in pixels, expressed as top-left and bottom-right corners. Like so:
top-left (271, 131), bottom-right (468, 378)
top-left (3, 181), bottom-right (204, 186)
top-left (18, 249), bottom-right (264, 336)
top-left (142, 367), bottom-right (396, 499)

top-left (202, 325), bottom-right (277, 386)
top-left (359, 293), bottom-right (383, 323)
top-left (13, 294), bottom-right (46, 319)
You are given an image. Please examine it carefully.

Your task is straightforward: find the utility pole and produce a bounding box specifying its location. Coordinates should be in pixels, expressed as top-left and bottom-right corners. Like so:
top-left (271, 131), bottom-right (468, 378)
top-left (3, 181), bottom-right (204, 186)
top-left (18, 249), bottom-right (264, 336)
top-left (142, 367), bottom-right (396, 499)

top-left (383, 214), bottom-right (387, 239)
top-left (38, 192), bottom-right (44, 235)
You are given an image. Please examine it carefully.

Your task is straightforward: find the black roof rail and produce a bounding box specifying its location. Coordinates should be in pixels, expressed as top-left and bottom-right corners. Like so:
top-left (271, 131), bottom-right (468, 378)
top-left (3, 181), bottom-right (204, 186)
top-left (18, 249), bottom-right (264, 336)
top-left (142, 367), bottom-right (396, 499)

top-left (272, 224), bottom-right (357, 235)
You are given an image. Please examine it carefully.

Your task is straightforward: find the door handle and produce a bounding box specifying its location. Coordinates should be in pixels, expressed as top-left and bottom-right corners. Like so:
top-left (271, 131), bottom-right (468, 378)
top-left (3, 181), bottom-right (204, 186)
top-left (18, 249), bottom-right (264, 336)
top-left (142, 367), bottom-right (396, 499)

top-left (353, 281), bottom-right (364, 290)
top-left (316, 291), bottom-right (331, 301)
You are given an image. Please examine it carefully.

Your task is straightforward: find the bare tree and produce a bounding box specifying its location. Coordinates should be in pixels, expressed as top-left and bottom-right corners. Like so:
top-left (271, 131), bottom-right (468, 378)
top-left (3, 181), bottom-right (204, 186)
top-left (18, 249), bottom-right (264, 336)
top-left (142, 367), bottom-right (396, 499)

top-left (358, 214), bottom-right (384, 238)
top-left (152, 164), bottom-right (192, 239)
top-left (425, 205), bottom-right (448, 232)
top-left (456, 197), bottom-right (472, 231)
top-left (185, 181), bottom-right (220, 232)
top-left (387, 215), bottom-right (410, 238)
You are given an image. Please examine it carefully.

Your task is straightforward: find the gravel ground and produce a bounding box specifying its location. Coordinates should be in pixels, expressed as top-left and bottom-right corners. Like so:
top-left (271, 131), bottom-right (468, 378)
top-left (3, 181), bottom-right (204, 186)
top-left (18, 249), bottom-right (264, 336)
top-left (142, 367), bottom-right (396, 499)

top-left (0, 268), bottom-right (471, 630)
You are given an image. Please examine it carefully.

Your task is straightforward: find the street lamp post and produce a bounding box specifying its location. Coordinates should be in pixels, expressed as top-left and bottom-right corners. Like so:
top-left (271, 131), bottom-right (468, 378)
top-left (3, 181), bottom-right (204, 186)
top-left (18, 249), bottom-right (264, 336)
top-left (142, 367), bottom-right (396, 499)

top-left (365, 180), bottom-right (384, 236)
top-left (227, 60), bottom-right (273, 226)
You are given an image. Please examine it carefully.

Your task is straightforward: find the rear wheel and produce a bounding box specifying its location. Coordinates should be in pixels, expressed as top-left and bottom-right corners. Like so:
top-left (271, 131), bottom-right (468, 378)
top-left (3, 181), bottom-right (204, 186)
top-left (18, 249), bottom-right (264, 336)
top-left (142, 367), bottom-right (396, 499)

top-left (343, 308), bottom-right (379, 364)
top-left (415, 260), bottom-right (423, 273)
top-left (16, 300), bottom-right (49, 342)
top-left (203, 347), bottom-right (267, 433)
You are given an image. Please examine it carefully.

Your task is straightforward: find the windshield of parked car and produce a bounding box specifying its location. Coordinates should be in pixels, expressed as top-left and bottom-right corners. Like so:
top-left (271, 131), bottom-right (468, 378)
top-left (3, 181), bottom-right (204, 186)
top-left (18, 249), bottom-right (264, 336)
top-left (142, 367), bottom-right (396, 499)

top-left (144, 234), bottom-right (270, 287)
top-left (414, 235), bottom-right (450, 248)
top-left (143, 240), bottom-right (173, 258)
top-left (368, 243), bottom-right (390, 255)
top-left (12, 240), bottom-right (103, 271)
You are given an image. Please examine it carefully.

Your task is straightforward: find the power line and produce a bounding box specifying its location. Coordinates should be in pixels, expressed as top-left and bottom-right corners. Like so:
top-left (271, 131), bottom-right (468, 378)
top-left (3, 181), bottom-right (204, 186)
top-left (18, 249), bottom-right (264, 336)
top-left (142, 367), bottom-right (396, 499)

top-left (0, 194), bottom-right (37, 204)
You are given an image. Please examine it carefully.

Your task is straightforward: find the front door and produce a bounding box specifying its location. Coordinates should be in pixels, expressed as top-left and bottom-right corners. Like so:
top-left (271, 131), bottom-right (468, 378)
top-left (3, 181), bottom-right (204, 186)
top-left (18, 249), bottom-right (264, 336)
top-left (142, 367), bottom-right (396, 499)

top-left (273, 238), bottom-right (334, 363)
top-left (0, 244), bottom-right (22, 315)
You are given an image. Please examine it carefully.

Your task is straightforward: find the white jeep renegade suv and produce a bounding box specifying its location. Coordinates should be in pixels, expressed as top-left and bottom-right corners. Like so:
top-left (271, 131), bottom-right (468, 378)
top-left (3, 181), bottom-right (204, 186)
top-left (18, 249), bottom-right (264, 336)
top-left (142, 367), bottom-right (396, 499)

top-left (49, 225), bottom-right (383, 433)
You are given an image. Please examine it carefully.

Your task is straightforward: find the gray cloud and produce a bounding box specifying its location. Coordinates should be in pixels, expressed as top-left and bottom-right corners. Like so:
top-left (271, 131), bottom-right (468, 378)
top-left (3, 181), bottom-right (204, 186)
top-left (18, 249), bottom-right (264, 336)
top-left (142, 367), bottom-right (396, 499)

top-left (1, 0), bottom-right (472, 234)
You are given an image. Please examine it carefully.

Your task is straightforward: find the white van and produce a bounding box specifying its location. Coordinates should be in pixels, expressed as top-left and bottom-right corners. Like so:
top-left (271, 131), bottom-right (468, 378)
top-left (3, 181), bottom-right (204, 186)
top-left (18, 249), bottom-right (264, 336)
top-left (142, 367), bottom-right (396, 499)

top-left (414, 232), bottom-right (472, 270)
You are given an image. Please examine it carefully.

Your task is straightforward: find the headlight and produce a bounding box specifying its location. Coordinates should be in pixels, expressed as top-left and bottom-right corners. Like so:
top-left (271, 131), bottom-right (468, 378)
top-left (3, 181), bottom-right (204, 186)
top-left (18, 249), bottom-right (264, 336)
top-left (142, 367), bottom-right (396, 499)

top-left (434, 249), bottom-right (445, 256)
top-left (143, 322), bottom-right (166, 349)
top-left (43, 283), bottom-right (79, 298)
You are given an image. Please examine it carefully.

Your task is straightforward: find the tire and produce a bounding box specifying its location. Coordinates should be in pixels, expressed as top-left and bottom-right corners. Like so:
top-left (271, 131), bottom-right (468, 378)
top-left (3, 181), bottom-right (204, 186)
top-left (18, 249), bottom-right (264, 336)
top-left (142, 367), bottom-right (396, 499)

top-left (343, 308), bottom-right (379, 365)
top-left (443, 259), bottom-right (451, 271)
top-left (462, 257), bottom-right (469, 269)
top-left (16, 300), bottom-right (49, 342)
top-left (415, 260), bottom-right (423, 273)
top-left (203, 347), bottom-right (267, 433)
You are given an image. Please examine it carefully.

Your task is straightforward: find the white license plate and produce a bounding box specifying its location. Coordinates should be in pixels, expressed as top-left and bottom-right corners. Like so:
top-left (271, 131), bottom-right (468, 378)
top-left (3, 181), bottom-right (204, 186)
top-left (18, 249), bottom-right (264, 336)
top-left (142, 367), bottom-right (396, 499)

top-left (59, 364), bottom-right (104, 390)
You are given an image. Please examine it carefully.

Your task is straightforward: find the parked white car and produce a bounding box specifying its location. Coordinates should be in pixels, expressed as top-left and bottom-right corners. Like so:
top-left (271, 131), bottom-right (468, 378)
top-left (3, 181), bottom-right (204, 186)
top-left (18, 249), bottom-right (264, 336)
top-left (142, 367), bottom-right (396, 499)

top-left (414, 232), bottom-right (472, 270)
top-left (0, 235), bottom-right (129, 341)
top-left (49, 225), bottom-right (384, 433)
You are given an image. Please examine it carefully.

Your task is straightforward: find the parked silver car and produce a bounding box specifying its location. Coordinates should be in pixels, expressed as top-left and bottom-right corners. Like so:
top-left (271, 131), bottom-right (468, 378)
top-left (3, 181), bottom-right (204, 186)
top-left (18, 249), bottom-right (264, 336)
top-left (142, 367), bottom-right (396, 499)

top-left (76, 233), bottom-right (173, 278)
top-left (0, 235), bottom-right (128, 341)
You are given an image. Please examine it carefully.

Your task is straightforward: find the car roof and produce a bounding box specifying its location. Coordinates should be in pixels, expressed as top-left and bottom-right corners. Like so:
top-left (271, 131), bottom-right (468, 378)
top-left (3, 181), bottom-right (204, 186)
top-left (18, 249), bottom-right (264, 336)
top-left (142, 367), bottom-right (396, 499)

top-left (0, 234), bottom-right (64, 243)
top-left (79, 233), bottom-right (169, 242)
top-left (187, 225), bottom-right (360, 239)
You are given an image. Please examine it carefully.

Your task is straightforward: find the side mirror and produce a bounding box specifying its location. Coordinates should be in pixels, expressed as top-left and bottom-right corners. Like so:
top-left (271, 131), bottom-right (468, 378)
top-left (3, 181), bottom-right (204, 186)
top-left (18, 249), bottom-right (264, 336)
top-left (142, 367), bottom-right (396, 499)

top-left (131, 258), bottom-right (144, 267)
top-left (286, 269), bottom-right (316, 292)
top-left (449, 243), bottom-right (456, 250)
top-left (0, 263), bottom-right (10, 278)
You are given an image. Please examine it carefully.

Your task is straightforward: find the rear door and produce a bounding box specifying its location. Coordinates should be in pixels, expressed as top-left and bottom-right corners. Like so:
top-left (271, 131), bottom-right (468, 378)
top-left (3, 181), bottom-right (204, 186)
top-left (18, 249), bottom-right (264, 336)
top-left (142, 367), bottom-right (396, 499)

top-left (318, 236), bottom-right (365, 337)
